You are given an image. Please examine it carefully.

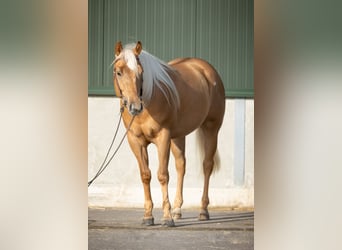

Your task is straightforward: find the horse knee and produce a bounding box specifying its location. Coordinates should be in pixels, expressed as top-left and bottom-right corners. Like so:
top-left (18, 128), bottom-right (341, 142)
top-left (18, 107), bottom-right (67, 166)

top-left (157, 172), bottom-right (169, 185)
top-left (141, 171), bottom-right (151, 184)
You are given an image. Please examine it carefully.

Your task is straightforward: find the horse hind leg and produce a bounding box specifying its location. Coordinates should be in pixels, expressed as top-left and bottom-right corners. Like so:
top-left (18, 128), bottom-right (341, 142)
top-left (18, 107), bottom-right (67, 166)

top-left (198, 124), bottom-right (220, 221)
top-left (170, 137), bottom-right (186, 220)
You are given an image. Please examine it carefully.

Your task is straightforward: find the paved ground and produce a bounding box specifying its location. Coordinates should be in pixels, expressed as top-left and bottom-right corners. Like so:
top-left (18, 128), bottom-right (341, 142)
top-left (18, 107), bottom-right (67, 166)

top-left (89, 207), bottom-right (254, 250)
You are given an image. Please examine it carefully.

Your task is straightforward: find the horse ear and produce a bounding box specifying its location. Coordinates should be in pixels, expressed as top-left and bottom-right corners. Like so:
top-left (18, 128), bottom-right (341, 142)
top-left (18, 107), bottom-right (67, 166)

top-left (134, 41), bottom-right (142, 56)
top-left (115, 41), bottom-right (123, 57)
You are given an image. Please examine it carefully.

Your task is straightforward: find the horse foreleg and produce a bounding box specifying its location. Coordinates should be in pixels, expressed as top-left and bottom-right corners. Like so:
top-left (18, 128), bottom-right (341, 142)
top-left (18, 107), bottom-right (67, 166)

top-left (155, 129), bottom-right (174, 226)
top-left (127, 134), bottom-right (154, 225)
top-left (171, 137), bottom-right (186, 220)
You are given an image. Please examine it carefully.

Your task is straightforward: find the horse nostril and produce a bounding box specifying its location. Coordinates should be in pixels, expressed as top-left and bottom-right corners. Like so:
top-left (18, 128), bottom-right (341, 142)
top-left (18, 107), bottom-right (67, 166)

top-left (128, 104), bottom-right (135, 114)
top-left (128, 103), bottom-right (143, 115)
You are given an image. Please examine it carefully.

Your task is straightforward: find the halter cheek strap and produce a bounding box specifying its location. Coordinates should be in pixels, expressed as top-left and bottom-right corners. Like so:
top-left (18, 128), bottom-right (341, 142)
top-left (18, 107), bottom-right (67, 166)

top-left (113, 71), bottom-right (123, 98)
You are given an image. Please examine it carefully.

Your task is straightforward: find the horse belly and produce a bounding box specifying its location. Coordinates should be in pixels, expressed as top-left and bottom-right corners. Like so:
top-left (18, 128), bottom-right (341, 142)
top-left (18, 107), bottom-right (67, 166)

top-left (170, 95), bottom-right (211, 138)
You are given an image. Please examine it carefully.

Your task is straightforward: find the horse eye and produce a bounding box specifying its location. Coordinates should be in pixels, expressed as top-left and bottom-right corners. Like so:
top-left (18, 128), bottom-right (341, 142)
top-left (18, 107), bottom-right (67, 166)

top-left (116, 71), bottom-right (122, 76)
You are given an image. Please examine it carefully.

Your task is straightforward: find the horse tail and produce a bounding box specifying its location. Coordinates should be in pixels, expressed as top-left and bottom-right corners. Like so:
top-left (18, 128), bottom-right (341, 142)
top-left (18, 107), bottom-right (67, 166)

top-left (196, 128), bottom-right (221, 174)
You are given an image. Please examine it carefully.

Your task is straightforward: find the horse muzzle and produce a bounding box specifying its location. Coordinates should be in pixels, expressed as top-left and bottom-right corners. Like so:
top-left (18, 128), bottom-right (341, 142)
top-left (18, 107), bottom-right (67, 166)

top-left (128, 102), bottom-right (143, 116)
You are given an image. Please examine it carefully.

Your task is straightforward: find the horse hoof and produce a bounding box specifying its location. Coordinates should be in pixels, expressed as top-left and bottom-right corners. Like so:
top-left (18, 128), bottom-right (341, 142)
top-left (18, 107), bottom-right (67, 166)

top-left (172, 213), bottom-right (182, 220)
top-left (172, 208), bottom-right (182, 220)
top-left (161, 218), bottom-right (175, 227)
top-left (198, 211), bottom-right (210, 221)
top-left (141, 217), bottom-right (154, 226)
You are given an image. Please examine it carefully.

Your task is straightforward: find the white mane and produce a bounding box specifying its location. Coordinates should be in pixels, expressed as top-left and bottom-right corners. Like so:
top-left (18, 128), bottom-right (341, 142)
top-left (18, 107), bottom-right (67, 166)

top-left (114, 44), bottom-right (180, 108)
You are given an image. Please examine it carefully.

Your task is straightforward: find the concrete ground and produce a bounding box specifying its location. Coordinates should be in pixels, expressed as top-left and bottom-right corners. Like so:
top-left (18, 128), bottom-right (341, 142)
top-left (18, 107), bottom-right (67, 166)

top-left (89, 207), bottom-right (254, 250)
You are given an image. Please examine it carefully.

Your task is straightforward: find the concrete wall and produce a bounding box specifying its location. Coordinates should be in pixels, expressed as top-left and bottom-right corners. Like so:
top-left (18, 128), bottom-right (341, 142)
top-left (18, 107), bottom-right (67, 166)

top-left (88, 97), bottom-right (254, 209)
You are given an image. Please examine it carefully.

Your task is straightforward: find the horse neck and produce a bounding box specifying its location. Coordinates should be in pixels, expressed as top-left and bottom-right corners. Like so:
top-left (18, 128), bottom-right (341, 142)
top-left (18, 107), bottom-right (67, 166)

top-left (149, 85), bottom-right (172, 109)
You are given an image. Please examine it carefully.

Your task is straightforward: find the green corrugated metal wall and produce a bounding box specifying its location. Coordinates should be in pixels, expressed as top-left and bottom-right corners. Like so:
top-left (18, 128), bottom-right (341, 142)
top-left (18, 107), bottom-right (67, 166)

top-left (89, 0), bottom-right (254, 97)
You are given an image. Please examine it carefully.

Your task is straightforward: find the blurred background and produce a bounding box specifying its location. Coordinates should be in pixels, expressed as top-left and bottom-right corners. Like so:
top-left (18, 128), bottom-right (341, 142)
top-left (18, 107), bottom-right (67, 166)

top-left (1, 0), bottom-right (341, 249)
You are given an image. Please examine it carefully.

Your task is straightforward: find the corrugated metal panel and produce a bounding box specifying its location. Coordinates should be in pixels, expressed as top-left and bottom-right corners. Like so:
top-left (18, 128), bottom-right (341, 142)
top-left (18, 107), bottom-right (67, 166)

top-left (196, 0), bottom-right (254, 97)
top-left (101, 0), bottom-right (197, 92)
top-left (88, 0), bottom-right (106, 94)
top-left (88, 0), bottom-right (254, 97)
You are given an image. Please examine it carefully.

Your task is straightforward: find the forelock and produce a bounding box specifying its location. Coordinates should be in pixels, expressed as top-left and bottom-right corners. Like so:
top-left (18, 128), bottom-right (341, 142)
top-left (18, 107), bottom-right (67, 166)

top-left (115, 45), bottom-right (139, 76)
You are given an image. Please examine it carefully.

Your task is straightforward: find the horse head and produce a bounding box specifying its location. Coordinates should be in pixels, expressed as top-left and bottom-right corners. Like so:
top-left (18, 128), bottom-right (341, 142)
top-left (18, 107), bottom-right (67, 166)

top-left (113, 41), bottom-right (144, 116)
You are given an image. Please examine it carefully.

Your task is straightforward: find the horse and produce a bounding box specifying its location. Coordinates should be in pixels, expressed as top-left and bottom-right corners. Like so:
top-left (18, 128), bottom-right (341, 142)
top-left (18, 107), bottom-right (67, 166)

top-left (113, 41), bottom-right (225, 227)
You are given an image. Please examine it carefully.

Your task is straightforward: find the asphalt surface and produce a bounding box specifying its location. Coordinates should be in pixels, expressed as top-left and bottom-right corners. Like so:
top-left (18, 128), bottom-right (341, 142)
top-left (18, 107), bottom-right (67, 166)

top-left (89, 207), bottom-right (254, 250)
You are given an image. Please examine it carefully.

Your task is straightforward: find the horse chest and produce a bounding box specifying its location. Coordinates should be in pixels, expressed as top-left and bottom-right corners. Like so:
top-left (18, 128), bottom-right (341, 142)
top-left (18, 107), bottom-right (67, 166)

top-left (141, 124), bottom-right (162, 141)
top-left (130, 122), bottom-right (162, 142)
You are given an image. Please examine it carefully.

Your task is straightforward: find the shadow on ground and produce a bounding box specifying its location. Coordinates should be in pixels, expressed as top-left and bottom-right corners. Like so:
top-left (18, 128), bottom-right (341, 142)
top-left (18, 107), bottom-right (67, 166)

top-left (89, 207), bottom-right (254, 250)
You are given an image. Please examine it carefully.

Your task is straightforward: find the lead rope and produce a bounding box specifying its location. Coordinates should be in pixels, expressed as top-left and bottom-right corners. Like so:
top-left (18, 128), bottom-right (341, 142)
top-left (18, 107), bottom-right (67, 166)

top-left (88, 106), bottom-right (135, 187)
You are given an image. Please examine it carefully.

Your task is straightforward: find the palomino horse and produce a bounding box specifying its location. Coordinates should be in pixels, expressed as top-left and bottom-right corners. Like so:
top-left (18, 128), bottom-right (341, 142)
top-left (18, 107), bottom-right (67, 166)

top-left (113, 41), bottom-right (225, 226)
